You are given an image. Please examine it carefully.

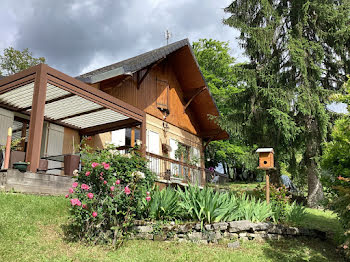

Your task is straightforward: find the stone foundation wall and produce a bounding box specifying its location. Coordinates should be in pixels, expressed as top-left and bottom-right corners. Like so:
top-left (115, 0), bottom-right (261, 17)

top-left (0, 169), bottom-right (74, 195)
top-left (132, 220), bottom-right (327, 244)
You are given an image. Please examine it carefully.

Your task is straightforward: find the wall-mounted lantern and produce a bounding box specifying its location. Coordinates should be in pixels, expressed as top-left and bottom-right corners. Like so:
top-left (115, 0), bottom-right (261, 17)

top-left (256, 148), bottom-right (275, 204)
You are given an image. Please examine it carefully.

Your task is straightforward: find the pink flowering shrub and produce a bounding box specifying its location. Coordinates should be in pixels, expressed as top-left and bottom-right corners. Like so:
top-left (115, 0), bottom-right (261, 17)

top-left (66, 141), bottom-right (155, 243)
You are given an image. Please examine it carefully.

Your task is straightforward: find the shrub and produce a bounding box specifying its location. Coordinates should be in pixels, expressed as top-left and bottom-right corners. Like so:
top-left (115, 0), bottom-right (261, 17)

top-left (66, 143), bottom-right (155, 244)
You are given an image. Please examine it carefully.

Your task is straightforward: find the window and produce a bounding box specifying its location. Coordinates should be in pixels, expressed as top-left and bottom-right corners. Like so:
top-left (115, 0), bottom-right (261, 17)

top-left (156, 78), bottom-right (169, 111)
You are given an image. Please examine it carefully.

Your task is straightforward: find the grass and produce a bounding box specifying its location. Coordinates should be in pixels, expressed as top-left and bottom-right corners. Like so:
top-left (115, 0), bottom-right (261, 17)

top-left (208, 181), bottom-right (264, 194)
top-left (0, 192), bottom-right (345, 262)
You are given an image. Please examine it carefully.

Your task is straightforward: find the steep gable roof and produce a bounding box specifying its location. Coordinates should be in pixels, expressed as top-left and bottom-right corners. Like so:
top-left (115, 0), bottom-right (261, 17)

top-left (77, 39), bottom-right (191, 84)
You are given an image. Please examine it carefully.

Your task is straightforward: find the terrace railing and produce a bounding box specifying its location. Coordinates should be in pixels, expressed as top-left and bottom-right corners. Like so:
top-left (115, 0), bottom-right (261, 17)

top-left (146, 152), bottom-right (229, 186)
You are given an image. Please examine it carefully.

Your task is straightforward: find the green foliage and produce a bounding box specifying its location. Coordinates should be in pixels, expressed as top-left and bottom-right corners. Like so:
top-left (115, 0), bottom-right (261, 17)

top-left (0, 47), bottom-right (45, 75)
top-left (322, 79), bottom-right (350, 254)
top-left (67, 140), bottom-right (155, 244)
top-left (193, 39), bottom-right (259, 180)
top-left (223, 0), bottom-right (350, 204)
top-left (284, 201), bottom-right (307, 225)
top-left (147, 187), bottom-right (181, 220)
top-left (146, 184), bottom-right (306, 226)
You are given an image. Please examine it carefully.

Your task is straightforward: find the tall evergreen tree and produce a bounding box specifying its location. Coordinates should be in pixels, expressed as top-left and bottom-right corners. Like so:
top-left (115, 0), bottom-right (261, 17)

top-left (224, 0), bottom-right (350, 206)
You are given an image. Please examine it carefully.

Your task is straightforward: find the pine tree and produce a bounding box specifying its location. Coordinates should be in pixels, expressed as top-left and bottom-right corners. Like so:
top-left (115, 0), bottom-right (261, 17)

top-left (224, 0), bottom-right (350, 206)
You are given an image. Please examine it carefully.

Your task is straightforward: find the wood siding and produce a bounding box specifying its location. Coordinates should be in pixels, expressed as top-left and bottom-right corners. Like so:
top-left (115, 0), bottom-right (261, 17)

top-left (100, 61), bottom-right (200, 135)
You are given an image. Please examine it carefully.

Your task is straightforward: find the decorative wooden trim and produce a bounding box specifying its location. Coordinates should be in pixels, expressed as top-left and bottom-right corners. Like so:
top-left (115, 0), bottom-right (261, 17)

top-left (137, 58), bottom-right (165, 89)
top-left (183, 86), bottom-right (206, 112)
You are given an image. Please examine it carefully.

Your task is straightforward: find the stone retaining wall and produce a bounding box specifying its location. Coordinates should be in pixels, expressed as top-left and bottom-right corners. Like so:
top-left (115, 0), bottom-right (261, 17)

top-left (131, 220), bottom-right (327, 244)
top-left (0, 169), bottom-right (74, 195)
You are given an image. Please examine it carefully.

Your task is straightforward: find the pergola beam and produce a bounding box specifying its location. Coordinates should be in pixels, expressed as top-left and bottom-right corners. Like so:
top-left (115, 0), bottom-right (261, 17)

top-left (19, 93), bottom-right (76, 112)
top-left (55, 107), bottom-right (105, 121)
top-left (79, 118), bottom-right (141, 136)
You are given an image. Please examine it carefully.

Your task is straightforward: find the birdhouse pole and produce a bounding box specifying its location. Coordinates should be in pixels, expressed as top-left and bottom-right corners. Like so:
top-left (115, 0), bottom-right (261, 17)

top-left (256, 148), bottom-right (275, 204)
top-left (265, 170), bottom-right (270, 204)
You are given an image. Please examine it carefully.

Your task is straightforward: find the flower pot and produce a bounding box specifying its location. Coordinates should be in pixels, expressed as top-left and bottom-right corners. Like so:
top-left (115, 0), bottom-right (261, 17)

top-left (13, 162), bottom-right (28, 172)
top-left (64, 154), bottom-right (80, 176)
top-left (10, 151), bottom-right (26, 168)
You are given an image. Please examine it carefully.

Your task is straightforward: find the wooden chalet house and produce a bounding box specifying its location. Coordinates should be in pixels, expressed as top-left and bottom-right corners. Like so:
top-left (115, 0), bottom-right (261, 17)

top-left (0, 39), bottom-right (227, 190)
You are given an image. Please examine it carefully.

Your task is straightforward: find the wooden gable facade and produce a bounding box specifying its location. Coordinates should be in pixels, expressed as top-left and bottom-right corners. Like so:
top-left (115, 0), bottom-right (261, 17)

top-left (78, 39), bottom-right (229, 186)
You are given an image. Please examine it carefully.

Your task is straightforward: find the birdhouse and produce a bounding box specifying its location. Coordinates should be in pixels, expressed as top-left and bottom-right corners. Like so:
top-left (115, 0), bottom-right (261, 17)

top-left (256, 148), bottom-right (274, 169)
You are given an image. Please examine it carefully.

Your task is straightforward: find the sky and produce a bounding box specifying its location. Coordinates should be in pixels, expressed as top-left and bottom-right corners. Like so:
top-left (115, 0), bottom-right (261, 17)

top-left (0, 0), bottom-right (243, 76)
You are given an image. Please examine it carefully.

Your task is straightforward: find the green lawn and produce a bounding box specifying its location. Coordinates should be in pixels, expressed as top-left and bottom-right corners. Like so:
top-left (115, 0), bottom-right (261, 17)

top-left (208, 181), bottom-right (264, 194)
top-left (0, 192), bottom-right (345, 262)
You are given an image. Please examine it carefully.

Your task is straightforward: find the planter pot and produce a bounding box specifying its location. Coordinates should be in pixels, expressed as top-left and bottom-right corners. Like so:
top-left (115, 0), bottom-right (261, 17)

top-left (13, 162), bottom-right (28, 172)
top-left (64, 154), bottom-right (80, 176)
top-left (38, 159), bottom-right (48, 172)
top-left (10, 151), bottom-right (26, 168)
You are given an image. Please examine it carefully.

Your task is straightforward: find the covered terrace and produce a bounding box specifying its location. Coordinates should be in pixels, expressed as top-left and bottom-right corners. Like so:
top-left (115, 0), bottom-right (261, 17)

top-left (0, 64), bottom-right (146, 173)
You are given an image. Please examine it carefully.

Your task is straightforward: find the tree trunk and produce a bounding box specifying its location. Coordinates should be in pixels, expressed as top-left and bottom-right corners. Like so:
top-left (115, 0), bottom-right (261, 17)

top-left (304, 116), bottom-right (324, 207)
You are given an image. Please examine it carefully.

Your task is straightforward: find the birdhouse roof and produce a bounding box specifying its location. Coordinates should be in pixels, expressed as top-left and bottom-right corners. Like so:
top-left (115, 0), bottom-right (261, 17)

top-left (256, 148), bottom-right (274, 153)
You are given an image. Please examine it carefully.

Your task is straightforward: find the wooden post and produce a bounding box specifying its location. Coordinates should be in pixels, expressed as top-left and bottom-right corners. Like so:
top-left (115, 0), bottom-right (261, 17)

top-left (131, 127), bottom-right (135, 147)
top-left (266, 170), bottom-right (270, 204)
top-left (4, 127), bottom-right (12, 169)
top-left (140, 116), bottom-right (146, 157)
top-left (26, 64), bottom-right (48, 172)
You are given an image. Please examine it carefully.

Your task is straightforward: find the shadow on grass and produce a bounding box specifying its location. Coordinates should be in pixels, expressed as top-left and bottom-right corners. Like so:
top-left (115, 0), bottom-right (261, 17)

top-left (262, 237), bottom-right (345, 262)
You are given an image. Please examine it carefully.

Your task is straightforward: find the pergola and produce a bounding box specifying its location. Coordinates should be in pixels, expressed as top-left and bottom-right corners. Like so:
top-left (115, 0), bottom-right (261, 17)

top-left (0, 64), bottom-right (146, 172)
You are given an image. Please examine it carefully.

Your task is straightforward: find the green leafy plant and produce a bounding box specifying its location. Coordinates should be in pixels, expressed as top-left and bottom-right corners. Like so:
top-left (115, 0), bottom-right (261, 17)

top-left (146, 187), bottom-right (181, 220)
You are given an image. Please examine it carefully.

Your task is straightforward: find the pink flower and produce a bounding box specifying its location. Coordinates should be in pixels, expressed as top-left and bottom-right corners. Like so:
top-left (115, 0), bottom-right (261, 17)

top-left (124, 186), bottom-right (131, 195)
top-left (82, 204), bottom-right (87, 209)
top-left (110, 186), bottom-right (115, 191)
top-left (72, 182), bottom-right (78, 188)
top-left (146, 192), bottom-right (150, 196)
top-left (146, 196), bottom-right (151, 202)
top-left (70, 198), bottom-right (81, 206)
top-left (100, 177), bottom-right (104, 181)
top-left (100, 172), bottom-right (104, 176)
top-left (85, 171), bottom-right (91, 176)
top-left (102, 162), bottom-right (106, 165)
top-left (116, 180), bottom-right (120, 185)
top-left (87, 193), bottom-right (94, 199)
top-left (81, 184), bottom-right (90, 190)
top-left (65, 194), bottom-right (69, 198)
top-left (104, 180), bottom-right (107, 185)
top-left (69, 188), bottom-right (74, 194)
top-left (86, 136), bottom-right (92, 141)
top-left (344, 245), bottom-right (349, 249)
top-left (91, 162), bottom-right (99, 168)
top-left (92, 211), bottom-right (97, 217)
top-left (103, 163), bottom-right (110, 170)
